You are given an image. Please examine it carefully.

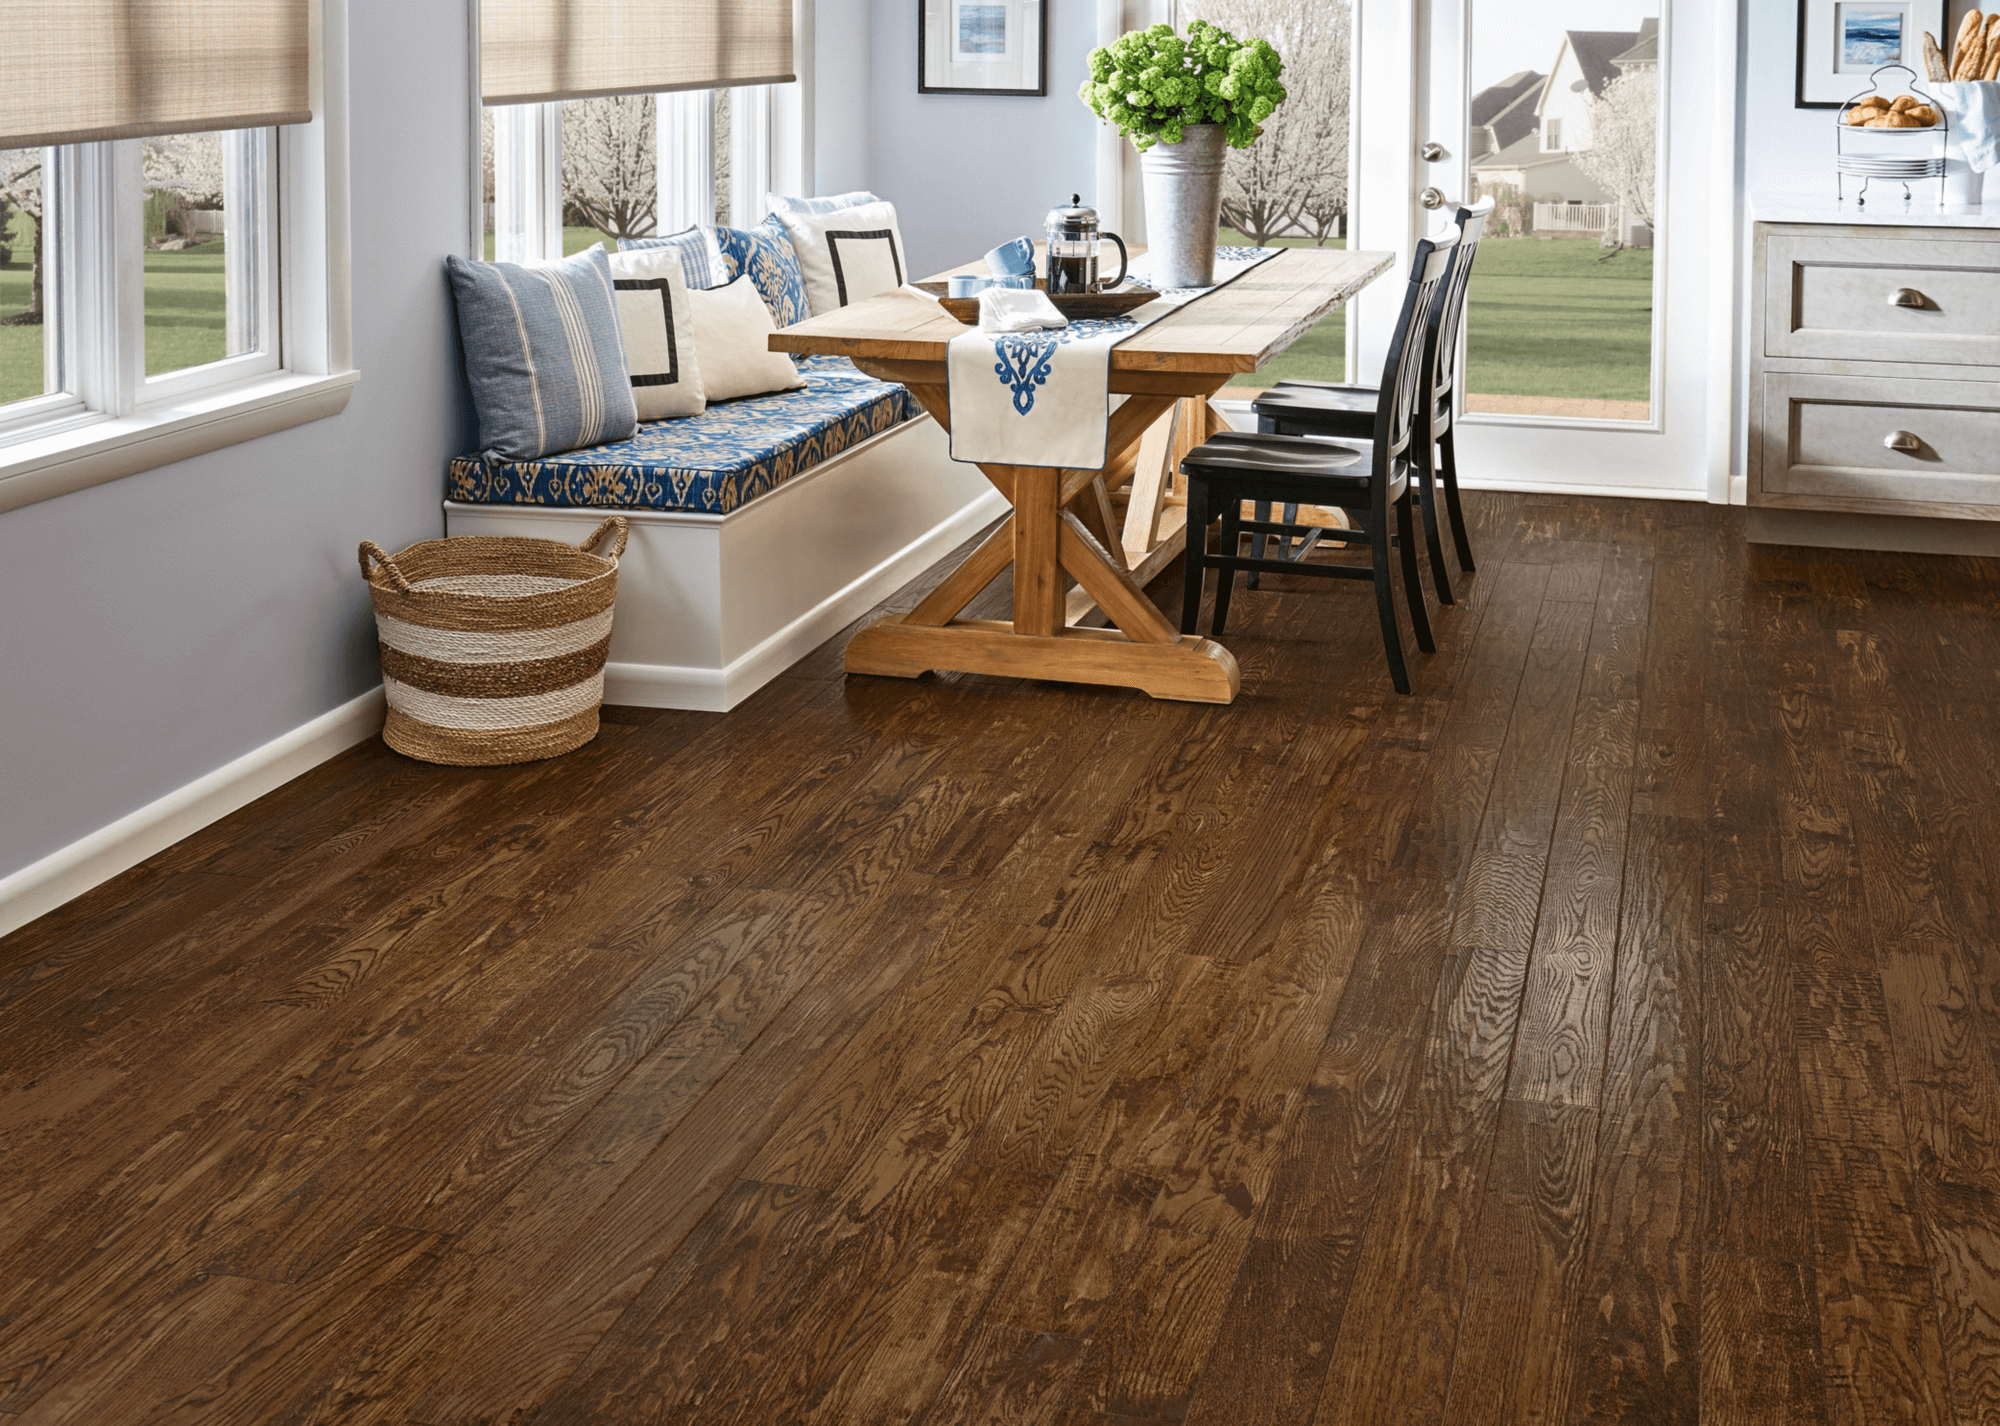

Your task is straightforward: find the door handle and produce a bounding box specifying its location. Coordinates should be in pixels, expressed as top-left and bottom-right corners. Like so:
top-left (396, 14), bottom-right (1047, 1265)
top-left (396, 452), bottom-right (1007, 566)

top-left (1884, 430), bottom-right (1922, 453)
top-left (1888, 287), bottom-right (1928, 308)
top-left (1419, 187), bottom-right (1449, 210)
top-left (1420, 142), bottom-right (1447, 162)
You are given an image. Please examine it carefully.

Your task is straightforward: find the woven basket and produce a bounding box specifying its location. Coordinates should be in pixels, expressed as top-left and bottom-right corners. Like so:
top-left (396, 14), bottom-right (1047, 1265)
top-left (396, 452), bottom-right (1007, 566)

top-left (359, 517), bottom-right (628, 766)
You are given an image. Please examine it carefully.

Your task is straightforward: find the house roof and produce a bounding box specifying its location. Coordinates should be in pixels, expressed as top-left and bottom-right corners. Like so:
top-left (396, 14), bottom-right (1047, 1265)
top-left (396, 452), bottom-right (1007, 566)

top-left (1481, 86), bottom-right (1542, 150)
top-left (1613, 19), bottom-right (1660, 67)
top-left (1470, 70), bottom-right (1543, 128)
top-left (1558, 29), bottom-right (1647, 99)
top-left (1468, 130), bottom-right (1575, 173)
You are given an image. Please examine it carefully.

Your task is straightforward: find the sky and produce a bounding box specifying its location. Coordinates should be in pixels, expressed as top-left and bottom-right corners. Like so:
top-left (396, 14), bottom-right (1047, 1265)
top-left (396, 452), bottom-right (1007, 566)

top-left (1471, 0), bottom-right (1662, 95)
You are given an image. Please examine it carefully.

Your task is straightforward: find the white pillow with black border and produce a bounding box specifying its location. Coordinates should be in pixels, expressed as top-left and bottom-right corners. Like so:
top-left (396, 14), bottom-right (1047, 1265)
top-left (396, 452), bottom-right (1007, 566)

top-left (772, 200), bottom-right (909, 318)
top-left (685, 276), bottom-right (808, 403)
top-left (606, 246), bottom-right (705, 421)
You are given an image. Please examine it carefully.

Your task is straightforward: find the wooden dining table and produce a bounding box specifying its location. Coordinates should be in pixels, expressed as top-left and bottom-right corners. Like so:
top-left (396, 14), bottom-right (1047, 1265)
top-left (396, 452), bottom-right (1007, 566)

top-left (769, 246), bottom-right (1395, 703)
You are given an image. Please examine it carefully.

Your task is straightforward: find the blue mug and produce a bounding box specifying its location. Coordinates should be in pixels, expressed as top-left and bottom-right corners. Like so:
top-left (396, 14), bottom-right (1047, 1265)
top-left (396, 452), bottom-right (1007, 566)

top-left (948, 274), bottom-right (991, 298)
top-left (985, 236), bottom-right (1035, 277)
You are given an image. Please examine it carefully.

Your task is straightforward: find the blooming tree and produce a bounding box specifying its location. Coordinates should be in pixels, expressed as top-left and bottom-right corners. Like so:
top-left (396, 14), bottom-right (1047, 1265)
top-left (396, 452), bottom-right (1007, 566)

top-left (1184, 0), bottom-right (1350, 245)
top-left (0, 148), bottom-right (45, 323)
top-left (562, 94), bottom-right (657, 240)
top-left (1573, 69), bottom-right (1657, 239)
top-left (143, 132), bottom-right (227, 210)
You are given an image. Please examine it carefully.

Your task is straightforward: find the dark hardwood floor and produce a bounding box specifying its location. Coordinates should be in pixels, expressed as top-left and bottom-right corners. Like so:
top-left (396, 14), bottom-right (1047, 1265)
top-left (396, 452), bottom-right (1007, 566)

top-left (3, 491), bottom-right (1998, 1425)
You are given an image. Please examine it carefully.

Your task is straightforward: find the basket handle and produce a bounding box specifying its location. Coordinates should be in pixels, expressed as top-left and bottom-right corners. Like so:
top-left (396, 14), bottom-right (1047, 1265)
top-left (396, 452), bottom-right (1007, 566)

top-left (358, 541), bottom-right (413, 593)
top-left (579, 515), bottom-right (629, 562)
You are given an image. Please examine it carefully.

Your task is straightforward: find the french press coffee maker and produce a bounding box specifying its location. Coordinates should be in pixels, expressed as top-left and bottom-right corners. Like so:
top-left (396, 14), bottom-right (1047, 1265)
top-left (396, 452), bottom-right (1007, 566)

top-left (1044, 194), bottom-right (1130, 296)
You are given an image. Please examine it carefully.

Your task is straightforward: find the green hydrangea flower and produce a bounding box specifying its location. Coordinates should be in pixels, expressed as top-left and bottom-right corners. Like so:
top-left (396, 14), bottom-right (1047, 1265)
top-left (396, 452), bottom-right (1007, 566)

top-left (1078, 20), bottom-right (1285, 152)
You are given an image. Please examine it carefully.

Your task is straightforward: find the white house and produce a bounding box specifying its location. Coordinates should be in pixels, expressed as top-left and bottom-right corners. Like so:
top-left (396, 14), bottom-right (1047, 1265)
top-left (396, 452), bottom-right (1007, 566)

top-left (1470, 20), bottom-right (1658, 243)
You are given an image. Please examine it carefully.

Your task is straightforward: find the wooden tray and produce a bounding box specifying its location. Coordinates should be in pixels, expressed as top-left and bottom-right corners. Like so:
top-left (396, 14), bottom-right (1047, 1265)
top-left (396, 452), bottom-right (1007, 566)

top-left (915, 280), bottom-right (1159, 325)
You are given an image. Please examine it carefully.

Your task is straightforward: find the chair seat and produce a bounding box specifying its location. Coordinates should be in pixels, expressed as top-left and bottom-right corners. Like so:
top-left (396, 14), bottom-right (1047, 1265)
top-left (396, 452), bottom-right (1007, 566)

top-left (1181, 431), bottom-right (1369, 484)
top-left (1252, 382), bottom-right (1450, 438)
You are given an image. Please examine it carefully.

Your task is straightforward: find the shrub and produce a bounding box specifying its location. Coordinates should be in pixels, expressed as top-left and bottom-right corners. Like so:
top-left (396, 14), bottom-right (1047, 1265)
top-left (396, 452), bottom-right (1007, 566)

top-left (1078, 21), bottom-right (1287, 151)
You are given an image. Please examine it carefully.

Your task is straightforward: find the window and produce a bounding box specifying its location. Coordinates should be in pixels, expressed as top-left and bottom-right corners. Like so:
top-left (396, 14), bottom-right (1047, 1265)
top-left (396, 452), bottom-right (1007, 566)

top-left (485, 86), bottom-right (777, 261)
top-left (0, 1), bottom-right (355, 515)
top-left (1543, 116), bottom-right (1564, 150)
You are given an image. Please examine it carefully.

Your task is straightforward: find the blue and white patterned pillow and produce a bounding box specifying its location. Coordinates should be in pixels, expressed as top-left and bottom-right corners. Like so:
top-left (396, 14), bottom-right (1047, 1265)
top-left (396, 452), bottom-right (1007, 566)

top-left (713, 216), bottom-right (813, 331)
top-left (617, 225), bottom-right (727, 290)
top-left (445, 246), bottom-right (637, 461)
top-left (767, 190), bottom-right (881, 216)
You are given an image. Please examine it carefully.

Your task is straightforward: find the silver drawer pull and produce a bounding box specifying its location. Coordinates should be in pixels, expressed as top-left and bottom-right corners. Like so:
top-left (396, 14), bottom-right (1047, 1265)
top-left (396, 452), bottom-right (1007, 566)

top-left (1888, 287), bottom-right (1928, 308)
top-left (1884, 430), bottom-right (1922, 453)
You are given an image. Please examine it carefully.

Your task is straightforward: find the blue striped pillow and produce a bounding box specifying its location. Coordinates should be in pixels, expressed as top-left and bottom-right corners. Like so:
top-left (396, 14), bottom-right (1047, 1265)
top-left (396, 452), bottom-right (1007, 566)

top-left (616, 225), bottom-right (728, 290)
top-left (713, 217), bottom-right (813, 332)
top-left (768, 190), bottom-right (882, 216)
top-left (445, 247), bottom-right (638, 461)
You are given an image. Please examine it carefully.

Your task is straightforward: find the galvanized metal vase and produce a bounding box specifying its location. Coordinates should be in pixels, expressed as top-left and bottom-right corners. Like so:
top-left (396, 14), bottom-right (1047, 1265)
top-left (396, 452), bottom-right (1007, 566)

top-left (1138, 124), bottom-right (1227, 289)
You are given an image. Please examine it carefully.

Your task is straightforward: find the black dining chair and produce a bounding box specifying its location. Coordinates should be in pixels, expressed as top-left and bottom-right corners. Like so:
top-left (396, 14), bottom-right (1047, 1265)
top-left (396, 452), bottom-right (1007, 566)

top-left (1177, 228), bottom-right (1460, 695)
top-left (1247, 198), bottom-right (1493, 604)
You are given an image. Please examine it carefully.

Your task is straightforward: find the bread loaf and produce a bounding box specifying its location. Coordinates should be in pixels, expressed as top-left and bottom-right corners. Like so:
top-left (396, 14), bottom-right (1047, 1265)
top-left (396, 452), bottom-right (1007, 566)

top-left (1986, 14), bottom-right (2000, 78)
top-left (1952, 8), bottom-right (1983, 73)
top-left (1891, 94), bottom-right (1918, 111)
top-left (1954, 11), bottom-right (1989, 79)
top-left (1910, 103), bottom-right (1940, 126)
top-left (1924, 31), bottom-right (1950, 81)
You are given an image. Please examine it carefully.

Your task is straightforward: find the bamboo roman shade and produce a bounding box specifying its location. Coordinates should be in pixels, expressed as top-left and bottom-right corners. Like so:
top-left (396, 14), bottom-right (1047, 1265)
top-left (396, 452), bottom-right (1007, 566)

top-left (0, 0), bottom-right (312, 151)
top-left (481, 0), bottom-right (796, 106)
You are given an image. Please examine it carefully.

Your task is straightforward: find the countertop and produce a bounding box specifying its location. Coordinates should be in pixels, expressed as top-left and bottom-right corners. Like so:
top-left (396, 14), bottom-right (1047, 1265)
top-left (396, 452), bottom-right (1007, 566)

top-left (1751, 192), bottom-right (2000, 228)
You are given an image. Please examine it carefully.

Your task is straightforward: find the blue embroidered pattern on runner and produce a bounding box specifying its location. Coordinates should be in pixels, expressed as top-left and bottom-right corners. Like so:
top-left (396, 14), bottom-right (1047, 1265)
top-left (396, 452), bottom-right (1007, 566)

top-left (991, 319), bottom-right (1145, 415)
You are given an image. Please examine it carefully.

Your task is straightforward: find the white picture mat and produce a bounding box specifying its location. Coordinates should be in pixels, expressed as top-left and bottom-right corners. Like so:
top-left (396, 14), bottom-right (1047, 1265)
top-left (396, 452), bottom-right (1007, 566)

top-left (921, 0), bottom-right (1043, 92)
top-left (1799, 0), bottom-right (1944, 105)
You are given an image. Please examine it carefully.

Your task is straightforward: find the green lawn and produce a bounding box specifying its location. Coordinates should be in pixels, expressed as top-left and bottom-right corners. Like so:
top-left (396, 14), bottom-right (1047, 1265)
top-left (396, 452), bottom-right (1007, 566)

top-left (144, 238), bottom-right (230, 377)
top-left (1465, 239), bottom-right (1653, 402)
top-left (1, 209), bottom-right (45, 404)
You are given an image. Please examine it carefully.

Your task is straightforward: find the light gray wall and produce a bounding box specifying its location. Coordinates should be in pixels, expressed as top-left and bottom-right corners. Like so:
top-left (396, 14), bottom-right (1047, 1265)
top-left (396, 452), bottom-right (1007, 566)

top-left (815, 0), bottom-right (877, 195)
top-left (0, 0), bottom-right (476, 882)
top-left (867, 0), bottom-right (1100, 276)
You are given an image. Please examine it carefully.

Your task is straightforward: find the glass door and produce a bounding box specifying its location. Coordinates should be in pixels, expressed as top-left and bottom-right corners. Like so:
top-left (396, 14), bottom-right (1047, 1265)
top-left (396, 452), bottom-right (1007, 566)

top-left (1351, 0), bottom-right (1725, 495)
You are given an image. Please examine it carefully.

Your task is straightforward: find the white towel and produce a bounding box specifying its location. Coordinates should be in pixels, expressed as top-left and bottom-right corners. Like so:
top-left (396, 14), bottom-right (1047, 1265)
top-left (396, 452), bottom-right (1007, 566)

top-left (977, 286), bottom-right (1069, 332)
top-left (1937, 81), bottom-right (2000, 173)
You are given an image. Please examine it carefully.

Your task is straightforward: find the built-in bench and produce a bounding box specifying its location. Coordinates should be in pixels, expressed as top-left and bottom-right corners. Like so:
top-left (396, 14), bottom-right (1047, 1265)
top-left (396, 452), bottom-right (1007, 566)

top-left (443, 357), bottom-right (1002, 711)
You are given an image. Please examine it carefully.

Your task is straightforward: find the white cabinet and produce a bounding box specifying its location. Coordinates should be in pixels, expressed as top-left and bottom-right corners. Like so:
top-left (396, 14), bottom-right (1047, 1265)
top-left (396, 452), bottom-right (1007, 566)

top-left (1750, 216), bottom-right (2000, 546)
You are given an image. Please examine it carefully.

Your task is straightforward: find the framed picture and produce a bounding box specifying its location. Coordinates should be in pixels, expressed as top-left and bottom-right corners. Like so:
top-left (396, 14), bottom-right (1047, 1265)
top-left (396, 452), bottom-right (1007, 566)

top-left (919, 0), bottom-right (1048, 95)
top-left (1797, 0), bottom-right (1947, 106)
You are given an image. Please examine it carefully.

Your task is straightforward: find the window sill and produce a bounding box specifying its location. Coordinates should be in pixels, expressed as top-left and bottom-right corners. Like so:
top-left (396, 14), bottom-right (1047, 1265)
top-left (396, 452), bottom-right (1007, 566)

top-left (0, 369), bottom-right (361, 516)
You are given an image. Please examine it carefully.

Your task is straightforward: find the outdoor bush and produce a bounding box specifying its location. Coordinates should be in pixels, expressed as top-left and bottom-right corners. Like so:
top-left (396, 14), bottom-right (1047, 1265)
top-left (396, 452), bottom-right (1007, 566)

top-left (1079, 21), bottom-right (1286, 150)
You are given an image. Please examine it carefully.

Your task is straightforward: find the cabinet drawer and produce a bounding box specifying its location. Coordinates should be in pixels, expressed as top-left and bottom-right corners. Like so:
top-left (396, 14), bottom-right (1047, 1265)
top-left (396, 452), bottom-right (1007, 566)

top-left (1757, 372), bottom-right (2000, 518)
top-left (1764, 232), bottom-right (2000, 367)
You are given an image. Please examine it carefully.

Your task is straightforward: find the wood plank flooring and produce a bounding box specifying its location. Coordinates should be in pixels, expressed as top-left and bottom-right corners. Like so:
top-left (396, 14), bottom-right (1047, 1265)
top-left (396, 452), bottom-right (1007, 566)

top-left (3, 492), bottom-right (1998, 1424)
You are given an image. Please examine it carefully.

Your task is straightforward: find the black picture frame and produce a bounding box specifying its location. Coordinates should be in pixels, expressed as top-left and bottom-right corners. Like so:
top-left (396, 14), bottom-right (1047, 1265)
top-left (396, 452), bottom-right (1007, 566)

top-left (1796, 0), bottom-right (1947, 108)
top-left (919, 0), bottom-right (1050, 96)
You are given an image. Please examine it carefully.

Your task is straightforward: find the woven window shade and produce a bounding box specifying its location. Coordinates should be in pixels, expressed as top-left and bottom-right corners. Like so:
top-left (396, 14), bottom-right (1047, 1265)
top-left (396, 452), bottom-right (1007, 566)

top-left (481, 0), bottom-right (796, 106)
top-left (0, 0), bottom-right (312, 151)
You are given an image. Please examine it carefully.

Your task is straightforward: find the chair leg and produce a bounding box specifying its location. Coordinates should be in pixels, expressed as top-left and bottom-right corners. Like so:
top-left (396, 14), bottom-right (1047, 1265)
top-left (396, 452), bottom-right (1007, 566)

top-left (1181, 478), bottom-right (1209, 636)
top-left (1247, 500), bottom-right (1270, 590)
top-left (1414, 447), bottom-right (1455, 606)
top-left (1395, 493), bottom-right (1436, 655)
top-left (1281, 502), bottom-right (1300, 562)
top-left (1439, 428), bottom-right (1476, 573)
top-left (1368, 511), bottom-right (1412, 696)
top-left (1212, 497), bottom-right (1242, 637)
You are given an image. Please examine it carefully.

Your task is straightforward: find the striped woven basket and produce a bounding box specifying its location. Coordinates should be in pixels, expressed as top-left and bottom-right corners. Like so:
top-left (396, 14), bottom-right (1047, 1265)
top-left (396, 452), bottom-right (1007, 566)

top-left (359, 517), bottom-right (628, 766)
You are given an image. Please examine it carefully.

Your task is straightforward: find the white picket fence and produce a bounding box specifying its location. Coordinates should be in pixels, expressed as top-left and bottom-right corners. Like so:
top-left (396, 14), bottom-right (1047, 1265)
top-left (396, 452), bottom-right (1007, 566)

top-left (1532, 202), bottom-right (1619, 235)
top-left (184, 209), bottom-right (226, 234)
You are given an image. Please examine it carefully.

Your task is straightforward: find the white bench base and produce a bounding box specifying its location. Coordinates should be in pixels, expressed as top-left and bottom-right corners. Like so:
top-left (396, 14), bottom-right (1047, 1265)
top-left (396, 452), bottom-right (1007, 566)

top-left (444, 414), bottom-right (1002, 712)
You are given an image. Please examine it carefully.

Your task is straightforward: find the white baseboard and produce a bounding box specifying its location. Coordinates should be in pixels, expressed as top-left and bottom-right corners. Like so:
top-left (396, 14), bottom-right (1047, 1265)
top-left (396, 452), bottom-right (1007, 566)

top-left (0, 687), bottom-right (386, 941)
top-left (607, 486), bottom-right (1009, 712)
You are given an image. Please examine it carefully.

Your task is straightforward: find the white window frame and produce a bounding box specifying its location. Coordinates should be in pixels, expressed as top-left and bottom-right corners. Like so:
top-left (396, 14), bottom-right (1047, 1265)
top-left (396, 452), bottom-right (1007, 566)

top-left (0, 0), bottom-right (357, 516)
top-left (485, 85), bottom-right (788, 260)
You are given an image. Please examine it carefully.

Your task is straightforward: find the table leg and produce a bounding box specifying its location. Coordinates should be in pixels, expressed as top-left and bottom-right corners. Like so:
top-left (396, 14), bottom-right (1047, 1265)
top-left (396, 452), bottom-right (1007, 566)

top-left (841, 378), bottom-right (1242, 703)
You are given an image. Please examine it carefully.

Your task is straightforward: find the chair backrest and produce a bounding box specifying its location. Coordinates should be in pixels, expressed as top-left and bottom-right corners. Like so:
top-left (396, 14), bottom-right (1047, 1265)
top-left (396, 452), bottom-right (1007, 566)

top-left (1371, 230), bottom-right (1460, 499)
top-left (1427, 198), bottom-right (1494, 406)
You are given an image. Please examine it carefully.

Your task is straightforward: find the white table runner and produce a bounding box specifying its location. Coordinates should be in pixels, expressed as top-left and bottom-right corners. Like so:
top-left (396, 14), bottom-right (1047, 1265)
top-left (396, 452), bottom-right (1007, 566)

top-left (942, 246), bottom-right (1282, 470)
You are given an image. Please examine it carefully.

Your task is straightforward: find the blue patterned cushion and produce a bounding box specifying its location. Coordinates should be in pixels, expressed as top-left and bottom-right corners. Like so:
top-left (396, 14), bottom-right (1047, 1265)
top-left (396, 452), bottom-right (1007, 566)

top-left (713, 217), bottom-right (813, 331)
top-left (446, 357), bottom-right (922, 515)
top-left (445, 247), bottom-right (637, 461)
top-left (616, 225), bottom-right (727, 290)
top-left (768, 190), bottom-right (881, 216)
